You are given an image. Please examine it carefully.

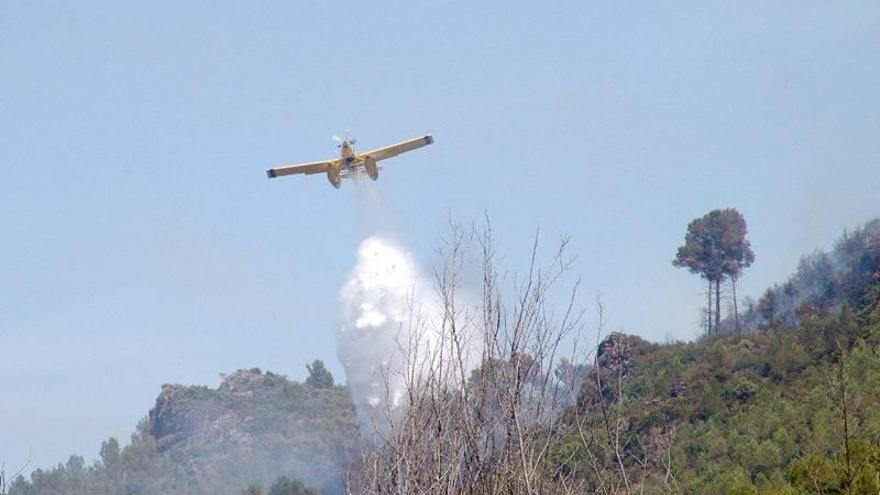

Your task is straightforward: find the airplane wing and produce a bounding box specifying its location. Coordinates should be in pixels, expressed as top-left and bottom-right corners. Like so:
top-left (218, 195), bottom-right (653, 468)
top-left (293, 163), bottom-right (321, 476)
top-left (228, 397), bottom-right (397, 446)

top-left (266, 159), bottom-right (335, 179)
top-left (361, 135), bottom-right (434, 162)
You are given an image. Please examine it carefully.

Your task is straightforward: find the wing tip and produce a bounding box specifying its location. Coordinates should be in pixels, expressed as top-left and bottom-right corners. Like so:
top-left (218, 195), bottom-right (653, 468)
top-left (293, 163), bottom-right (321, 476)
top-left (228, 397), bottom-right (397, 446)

top-left (425, 135), bottom-right (434, 145)
top-left (266, 169), bottom-right (277, 179)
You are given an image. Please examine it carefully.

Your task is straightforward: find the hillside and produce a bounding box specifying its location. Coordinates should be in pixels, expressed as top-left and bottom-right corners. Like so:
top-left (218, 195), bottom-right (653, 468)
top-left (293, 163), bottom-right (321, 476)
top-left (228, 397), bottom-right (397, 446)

top-left (552, 318), bottom-right (880, 493)
top-left (552, 220), bottom-right (880, 493)
top-left (6, 219), bottom-right (880, 495)
top-left (6, 368), bottom-right (355, 495)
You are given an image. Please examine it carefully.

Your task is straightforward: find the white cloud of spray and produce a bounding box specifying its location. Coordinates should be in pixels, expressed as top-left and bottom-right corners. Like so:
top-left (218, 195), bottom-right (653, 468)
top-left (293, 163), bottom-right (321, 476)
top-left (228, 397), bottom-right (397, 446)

top-left (338, 179), bottom-right (478, 432)
top-left (338, 235), bottom-right (440, 430)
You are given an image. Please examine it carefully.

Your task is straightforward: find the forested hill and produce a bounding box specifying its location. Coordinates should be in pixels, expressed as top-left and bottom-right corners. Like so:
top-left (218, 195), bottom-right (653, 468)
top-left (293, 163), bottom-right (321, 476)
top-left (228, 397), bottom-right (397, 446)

top-left (6, 367), bottom-right (355, 495)
top-left (553, 218), bottom-right (880, 493)
top-left (5, 218), bottom-right (880, 495)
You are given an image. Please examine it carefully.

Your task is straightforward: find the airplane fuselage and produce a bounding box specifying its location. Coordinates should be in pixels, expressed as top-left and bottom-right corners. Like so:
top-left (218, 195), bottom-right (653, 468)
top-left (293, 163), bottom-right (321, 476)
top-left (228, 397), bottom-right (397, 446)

top-left (340, 141), bottom-right (358, 166)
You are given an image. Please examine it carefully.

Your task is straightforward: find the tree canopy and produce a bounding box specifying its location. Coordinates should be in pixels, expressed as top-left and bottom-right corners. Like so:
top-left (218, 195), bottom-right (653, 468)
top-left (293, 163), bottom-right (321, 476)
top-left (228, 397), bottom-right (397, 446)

top-left (305, 360), bottom-right (334, 388)
top-left (673, 208), bottom-right (754, 282)
top-left (269, 476), bottom-right (321, 495)
top-left (674, 208), bottom-right (754, 333)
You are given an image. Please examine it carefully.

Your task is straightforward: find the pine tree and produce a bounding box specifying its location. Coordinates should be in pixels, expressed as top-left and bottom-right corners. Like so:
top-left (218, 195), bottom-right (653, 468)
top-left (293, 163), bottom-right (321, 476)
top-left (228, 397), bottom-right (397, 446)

top-left (674, 208), bottom-right (754, 334)
top-left (305, 360), bottom-right (334, 388)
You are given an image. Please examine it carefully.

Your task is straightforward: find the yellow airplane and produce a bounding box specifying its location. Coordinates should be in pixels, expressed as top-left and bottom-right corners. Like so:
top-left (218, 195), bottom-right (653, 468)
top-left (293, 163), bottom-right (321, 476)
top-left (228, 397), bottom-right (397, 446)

top-left (266, 133), bottom-right (434, 188)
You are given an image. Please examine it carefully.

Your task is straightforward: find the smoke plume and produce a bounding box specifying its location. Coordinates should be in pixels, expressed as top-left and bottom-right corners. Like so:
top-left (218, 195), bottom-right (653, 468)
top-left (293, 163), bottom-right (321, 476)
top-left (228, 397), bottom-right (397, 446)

top-left (338, 179), bottom-right (481, 431)
top-left (338, 235), bottom-right (437, 428)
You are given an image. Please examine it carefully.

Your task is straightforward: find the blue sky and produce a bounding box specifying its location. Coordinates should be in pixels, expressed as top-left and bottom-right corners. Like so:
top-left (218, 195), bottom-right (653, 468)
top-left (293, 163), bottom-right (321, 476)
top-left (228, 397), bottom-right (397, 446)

top-left (2, 1), bottom-right (879, 474)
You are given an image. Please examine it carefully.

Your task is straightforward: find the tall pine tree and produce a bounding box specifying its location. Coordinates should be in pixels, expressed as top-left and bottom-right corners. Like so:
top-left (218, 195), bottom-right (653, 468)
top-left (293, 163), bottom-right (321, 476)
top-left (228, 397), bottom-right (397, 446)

top-left (674, 208), bottom-right (754, 334)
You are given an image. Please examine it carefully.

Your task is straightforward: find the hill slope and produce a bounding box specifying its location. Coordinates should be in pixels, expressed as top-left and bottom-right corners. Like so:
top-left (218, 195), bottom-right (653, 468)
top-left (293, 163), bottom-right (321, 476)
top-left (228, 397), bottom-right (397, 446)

top-left (7, 368), bottom-right (356, 495)
top-left (7, 218), bottom-right (880, 495)
top-left (553, 219), bottom-right (880, 493)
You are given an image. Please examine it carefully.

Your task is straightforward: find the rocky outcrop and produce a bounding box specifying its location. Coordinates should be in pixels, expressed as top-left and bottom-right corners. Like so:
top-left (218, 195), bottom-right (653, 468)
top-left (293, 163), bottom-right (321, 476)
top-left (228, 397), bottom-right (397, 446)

top-left (595, 332), bottom-right (652, 381)
top-left (577, 332), bottom-right (654, 411)
top-left (146, 368), bottom-right (356, 494)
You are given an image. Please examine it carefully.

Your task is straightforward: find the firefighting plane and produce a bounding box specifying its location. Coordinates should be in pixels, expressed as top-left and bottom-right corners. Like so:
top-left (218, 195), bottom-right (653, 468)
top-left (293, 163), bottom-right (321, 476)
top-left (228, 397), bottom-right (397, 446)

top-left (266, 133), bottom-right (434, 188)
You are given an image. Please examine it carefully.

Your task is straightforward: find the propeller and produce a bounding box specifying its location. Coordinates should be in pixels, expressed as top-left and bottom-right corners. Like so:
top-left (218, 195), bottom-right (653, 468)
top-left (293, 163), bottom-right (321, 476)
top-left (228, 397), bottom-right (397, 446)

top-left (332, 130), bottom-right (355, 147)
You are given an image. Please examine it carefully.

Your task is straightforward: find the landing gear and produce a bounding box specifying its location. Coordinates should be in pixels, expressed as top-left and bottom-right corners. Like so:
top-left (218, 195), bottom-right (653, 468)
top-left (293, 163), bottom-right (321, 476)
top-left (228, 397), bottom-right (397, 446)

top-left (364, 157), bottom-right (379, 181)
top-left (326, 164), bottom-right (341, 189)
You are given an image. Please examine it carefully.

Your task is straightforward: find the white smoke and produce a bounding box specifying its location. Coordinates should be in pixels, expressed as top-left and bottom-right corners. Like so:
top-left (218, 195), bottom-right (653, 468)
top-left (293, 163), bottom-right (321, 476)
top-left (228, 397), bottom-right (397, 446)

top-left (338, 178), bottom-right (481, 432)
top-left (338, 235), bottom-right (439, 427)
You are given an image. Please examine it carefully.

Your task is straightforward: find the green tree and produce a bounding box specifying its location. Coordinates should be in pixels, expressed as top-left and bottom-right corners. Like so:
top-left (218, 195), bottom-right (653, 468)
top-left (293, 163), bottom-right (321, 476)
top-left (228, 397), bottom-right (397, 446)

top-left (268, 476), bottom-right (320, 495)
top-left (305, 360), bottom-right (334, 388)
top-left (241, 485), bottom-right (265, 495)
top-left (674, 208), bottom-right (754, 334)
top-left (99, 437), bottom-right (121, 472)
top-left (719, 209), bottom-right (756, 332)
